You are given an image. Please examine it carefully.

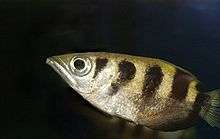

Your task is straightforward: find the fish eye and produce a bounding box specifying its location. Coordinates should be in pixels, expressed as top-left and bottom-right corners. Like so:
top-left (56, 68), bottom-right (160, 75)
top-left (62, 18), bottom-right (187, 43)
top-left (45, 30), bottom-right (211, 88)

top-left (73, 59), bottom-right (85, 70)
top-left (70, 56), bottom-right (92, 76)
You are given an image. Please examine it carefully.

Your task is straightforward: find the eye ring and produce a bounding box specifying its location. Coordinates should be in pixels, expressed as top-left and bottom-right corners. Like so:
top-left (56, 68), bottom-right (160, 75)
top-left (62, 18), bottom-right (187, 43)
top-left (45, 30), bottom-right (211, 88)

top-left (70, 56), bottom-right (92, 76)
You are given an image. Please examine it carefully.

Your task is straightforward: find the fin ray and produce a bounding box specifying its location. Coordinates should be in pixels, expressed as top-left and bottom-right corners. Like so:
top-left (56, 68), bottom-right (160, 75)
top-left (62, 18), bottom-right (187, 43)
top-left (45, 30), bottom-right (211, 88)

top-left (200, 89), bottom-right (220, 128)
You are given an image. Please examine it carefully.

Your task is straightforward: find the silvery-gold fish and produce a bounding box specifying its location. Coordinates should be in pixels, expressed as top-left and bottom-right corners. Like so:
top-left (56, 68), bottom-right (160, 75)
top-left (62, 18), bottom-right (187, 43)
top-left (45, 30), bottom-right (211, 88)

top-left (46, 52), bottom-right (220, 131)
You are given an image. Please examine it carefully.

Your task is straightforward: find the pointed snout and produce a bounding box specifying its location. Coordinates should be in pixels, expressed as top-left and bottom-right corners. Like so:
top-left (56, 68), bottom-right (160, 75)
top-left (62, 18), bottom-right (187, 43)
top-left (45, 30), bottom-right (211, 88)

top-left (46, 57), bottom-right (55, 66)
top-left (46, 55), bottom-right (77, 88)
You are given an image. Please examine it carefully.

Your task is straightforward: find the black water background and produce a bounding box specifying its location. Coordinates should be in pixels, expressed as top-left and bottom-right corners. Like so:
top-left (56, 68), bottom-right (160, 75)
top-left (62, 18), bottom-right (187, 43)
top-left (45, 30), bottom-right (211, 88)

top-left (1, 0), bottom-right (220, 138)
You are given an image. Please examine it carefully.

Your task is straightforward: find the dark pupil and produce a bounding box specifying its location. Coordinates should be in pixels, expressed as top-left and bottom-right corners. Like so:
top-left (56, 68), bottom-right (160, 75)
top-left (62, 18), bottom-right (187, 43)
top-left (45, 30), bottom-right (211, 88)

top-left (74, 59), bottom-right (85, 70)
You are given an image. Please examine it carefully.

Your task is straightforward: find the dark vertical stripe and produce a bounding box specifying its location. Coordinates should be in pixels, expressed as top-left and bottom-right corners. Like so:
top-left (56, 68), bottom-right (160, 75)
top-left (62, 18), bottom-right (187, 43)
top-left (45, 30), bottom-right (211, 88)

top-left (170, 69), bottom-right (193, 101)
top-left (93, 58), bottom-right (108, 78)
top-left (110, 60), bottom-right (136, 95)
top-left (141, 65), bottom-right (164, 99)
top-left (118, 60), bottom-right (136, 82)
top-left (196, 82), bottom-right (207, 93)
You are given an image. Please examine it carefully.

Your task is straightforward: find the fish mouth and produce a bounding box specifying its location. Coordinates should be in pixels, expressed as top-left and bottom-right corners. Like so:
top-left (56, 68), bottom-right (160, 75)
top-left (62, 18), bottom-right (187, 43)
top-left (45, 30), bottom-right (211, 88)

top-left (46, 57), bottom-right (77, 88)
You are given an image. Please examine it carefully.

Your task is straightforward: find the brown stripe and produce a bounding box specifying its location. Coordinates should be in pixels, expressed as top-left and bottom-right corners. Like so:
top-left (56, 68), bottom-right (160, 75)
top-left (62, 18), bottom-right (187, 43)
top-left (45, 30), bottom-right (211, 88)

top-left (109, 60), bottom-right (136, 96)
top-left (170, 69), bottom-right (193, 101)
top-left (142, 65), bottom-right (164, 99)
top-left (118, 60), bottom-right (136, 82)
top-left (93, 58), bottom-right (108, 78)
top-left (196, 82), bottom-right (207, 93)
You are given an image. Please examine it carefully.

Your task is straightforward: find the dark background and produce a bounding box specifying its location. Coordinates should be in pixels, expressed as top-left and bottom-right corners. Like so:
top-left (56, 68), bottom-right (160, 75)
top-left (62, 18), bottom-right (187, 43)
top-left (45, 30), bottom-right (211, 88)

top-left (1, 0), bottom-right (220, 138)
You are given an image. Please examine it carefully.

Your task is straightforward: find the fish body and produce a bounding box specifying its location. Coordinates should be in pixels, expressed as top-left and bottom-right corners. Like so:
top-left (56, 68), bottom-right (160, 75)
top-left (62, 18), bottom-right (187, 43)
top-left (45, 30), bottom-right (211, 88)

top-left (46, 52), bottom-right (220, 131)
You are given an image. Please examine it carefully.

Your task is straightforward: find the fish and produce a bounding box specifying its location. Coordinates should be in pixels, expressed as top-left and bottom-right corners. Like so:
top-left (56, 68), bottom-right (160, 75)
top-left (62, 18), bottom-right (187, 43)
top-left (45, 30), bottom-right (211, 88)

top-left (46, 52), bottom-right (220, 131)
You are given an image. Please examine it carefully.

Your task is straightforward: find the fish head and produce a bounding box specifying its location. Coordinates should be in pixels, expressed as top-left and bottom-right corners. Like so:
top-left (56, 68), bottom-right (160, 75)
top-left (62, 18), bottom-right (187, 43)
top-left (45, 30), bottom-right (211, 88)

top-left (46, 52), bottom-right (116, 110)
